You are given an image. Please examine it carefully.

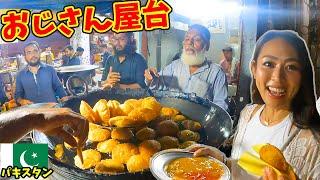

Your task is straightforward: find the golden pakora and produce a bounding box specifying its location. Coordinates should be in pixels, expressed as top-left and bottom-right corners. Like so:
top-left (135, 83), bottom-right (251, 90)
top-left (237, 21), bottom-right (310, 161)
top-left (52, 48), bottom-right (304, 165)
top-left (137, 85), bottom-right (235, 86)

top-left (181, 120), bottom-right (202, 131)
top-left (160, 107), bottom-right (180, 117)
top-left (88, 128), bottom-right (111, 142)
top-left (259, 144), bottom-right (288, 172)
top-left (139, 140), bottom-right (161, 158)
top-left (157, 136), bottom-right (179, 150)
top-left (97, 139), bottom-right (120, 154)
top-left (178, 130), bottom-right (200, 142)
top-left (126, 155), bottom-right (149, 173)
top-left (74, 149), bottom-right (101, 169)
top-left (54, 144), bottom-right (64, 159)
top-left (156, 120), bottom-right (179, 137)
top-left (112, 143), bottom-right (139, 164)
top-left (79, 100), bottom-right (99, 123)
top-left (93, 99), bottom-right (110, 125)
top-left (128, 107), bottom-right (157, 122)
top-left (136, 127), bottom-right (156, 141)
top-left (120, 99), bottom-right (140, 115)
top-left (141, 97), bottom-right (162, 113)
top-left (111, 128), bottom-right (134, 142)
top-left (94, 159), bottom-right (125, 174)
top-left (109, 116), bottom-right (144, 127)
top-left (89, 122), bottom-right (101, 131)
top-left (173, 115), bottom-right (187, 122)
top-left (179, 141), bottom-right (197, 149)
top-left (107, 100), bottom-right (124, 117)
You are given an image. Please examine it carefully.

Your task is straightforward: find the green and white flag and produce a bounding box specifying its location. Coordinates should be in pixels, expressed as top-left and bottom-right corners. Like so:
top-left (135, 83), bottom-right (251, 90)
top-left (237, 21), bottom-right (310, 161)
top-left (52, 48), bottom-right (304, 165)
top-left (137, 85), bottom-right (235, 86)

top-left (0, 144), bottom-right (48, 168)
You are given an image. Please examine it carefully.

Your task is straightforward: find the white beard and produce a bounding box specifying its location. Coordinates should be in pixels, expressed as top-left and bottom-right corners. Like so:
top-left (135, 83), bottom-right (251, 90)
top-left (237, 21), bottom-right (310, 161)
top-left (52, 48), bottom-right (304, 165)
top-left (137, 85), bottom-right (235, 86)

top-left (181, 49), bottom-right (206, 66)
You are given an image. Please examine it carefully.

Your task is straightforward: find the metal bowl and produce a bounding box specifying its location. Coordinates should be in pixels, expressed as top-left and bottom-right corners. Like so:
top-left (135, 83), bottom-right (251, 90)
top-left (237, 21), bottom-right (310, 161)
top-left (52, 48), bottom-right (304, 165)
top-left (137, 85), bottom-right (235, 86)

top-left (32, 89), bottom-right (233, 179)
top-left (150, 150), bottom-right (231, 180)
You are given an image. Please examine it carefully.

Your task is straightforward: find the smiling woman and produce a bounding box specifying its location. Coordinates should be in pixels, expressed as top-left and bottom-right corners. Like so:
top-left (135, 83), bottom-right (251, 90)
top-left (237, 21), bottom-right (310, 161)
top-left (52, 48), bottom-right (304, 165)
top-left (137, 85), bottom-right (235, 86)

top-left (190, 30), bottom-right (320, 179)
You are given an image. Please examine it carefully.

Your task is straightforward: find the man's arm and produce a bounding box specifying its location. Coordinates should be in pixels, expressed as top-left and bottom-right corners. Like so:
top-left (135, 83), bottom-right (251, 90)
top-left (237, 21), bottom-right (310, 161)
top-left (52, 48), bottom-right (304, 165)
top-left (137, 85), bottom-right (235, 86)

top-left (211, 68), bottom-right (229, 111)
top-left (0, 107), bottom-right (89, 147)
top-left (51, 67), bottom-right (67, 98)
top-left (0, 109), bottom-right (42, 142)
top-left (101, 56), bottom-right (112, 81)
top-left (14, 73), bottom-right (32, 105)
top-left (146, 62), bottom-right (175, 90)
top-left (135, 55), bottom-right (148, 89)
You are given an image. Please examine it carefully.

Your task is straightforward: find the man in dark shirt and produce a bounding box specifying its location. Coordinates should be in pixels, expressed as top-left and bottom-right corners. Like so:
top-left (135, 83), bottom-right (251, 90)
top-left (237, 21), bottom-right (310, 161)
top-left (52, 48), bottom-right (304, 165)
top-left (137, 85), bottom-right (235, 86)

top-left (62, 45), bottom-right (81, 66)
top-left (15, 41), bottom-right (68, 105)
top-left (101, 32), bottom-right (147, 89)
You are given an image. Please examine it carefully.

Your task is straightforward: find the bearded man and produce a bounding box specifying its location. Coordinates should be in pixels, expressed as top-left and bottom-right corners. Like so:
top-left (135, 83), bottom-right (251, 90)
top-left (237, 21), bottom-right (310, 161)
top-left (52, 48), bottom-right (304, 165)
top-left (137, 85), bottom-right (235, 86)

top-left (15, 41), bottom-right (68, 105)
top-left (101, 32), bottom-right (147, 89)
top-left (145, 24), bottom-right (228, 110)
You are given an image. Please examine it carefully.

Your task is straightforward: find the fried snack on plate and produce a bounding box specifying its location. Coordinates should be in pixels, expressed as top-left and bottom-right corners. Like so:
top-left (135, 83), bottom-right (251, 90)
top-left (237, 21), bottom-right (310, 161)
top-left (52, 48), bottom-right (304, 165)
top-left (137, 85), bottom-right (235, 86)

top-left (172, 115), bottom-right (187, 122)
top-left (127, 154), bottom-right (149, 173)
top-left (181, 120), bottom-right (202, 131)
top-left (93, 99), bottom-right (110, 125)
top-left (177, 130), bottom-right (200, 142)
top-left (112, 143), bottom-right (139, 164)
top-left (109, 116), bottom-right (144, 127)
top-left (107, 100), bottom-right (124, 117)
top-left (136, 127), bottom-right (156, 141)
top-left (139, 140), bottom-right (161, 158)
top-left (111, 128), bottom-right (134, 142)
top-left (157, 136), bottom-right (179, 150)
top-left (160, 107), bottom-right (180, 117)
top-left (54, 144), bottom-right (64, 159)
top-left (88, 128), bottom-right (111, 142)
top-left (79, 100), bottom-right (100, 123)
top-left (156, 120), bottom-right (179, 137)
top-left (74, 149), bottom-right (101, 169)
top-left (97, 139), bottom-right (120, 154)
top-left (259, 144), bottom-right (288, 172)
top-left (179, 141), bottom-right (197, 149)
top-left (95, 159), bottom-right (125, 174)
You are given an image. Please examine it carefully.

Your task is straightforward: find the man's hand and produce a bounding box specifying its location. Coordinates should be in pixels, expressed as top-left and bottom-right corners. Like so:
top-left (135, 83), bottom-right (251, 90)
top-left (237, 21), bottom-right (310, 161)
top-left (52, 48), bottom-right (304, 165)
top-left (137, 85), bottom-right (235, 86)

top-left (19, 99), bottom-right (33, 106)
top-left (105, 66), bottom-right (121, 88)
top-left (144, 67), bottom-right (159, 84)
top-left (30, 108), bottom-right (89, 148)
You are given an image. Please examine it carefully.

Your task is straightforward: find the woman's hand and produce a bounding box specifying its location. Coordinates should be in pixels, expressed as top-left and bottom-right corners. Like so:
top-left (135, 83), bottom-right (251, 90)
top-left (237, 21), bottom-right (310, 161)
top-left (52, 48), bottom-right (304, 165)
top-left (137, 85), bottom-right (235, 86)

top-left (187, 144), bottom-right (226, 163)
top-left (262, 166), bottom-right (296, 180)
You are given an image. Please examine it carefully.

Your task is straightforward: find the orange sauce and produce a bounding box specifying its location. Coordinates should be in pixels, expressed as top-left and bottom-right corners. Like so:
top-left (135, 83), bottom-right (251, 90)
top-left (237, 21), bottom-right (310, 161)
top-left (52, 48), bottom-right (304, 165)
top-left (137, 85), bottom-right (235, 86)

top-left (166, 157), bottom-right (224, 180)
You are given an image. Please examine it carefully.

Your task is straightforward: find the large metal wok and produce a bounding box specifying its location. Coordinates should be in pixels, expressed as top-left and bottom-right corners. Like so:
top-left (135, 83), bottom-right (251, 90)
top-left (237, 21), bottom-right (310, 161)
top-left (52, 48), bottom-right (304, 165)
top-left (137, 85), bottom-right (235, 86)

top-left (32, 89), bottom-right (232, 180)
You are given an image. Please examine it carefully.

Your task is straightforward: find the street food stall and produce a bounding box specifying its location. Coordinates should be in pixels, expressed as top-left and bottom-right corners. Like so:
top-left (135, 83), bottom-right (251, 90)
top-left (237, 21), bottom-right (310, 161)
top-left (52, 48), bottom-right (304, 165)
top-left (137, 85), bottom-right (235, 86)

top-left (0, 0), bottom-right (320, 180)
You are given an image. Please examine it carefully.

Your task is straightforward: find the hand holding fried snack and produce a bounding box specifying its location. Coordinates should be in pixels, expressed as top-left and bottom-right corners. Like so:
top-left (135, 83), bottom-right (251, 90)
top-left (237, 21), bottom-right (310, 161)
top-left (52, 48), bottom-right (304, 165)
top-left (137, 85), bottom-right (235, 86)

top-left (259, 144), bottom-right (296, 180)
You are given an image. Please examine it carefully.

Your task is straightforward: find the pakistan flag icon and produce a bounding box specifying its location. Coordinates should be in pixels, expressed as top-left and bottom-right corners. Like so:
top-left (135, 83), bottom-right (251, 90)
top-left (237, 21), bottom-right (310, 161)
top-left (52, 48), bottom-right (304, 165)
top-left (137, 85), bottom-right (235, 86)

top-left (13, 144), bottom-right (48, 168)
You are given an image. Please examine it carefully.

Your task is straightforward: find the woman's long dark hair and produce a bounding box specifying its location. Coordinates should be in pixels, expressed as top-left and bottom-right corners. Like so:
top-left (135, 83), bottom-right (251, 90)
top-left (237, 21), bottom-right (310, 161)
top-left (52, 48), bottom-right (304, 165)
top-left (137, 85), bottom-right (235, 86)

top-left (250, 30), bottom-right (320, 129)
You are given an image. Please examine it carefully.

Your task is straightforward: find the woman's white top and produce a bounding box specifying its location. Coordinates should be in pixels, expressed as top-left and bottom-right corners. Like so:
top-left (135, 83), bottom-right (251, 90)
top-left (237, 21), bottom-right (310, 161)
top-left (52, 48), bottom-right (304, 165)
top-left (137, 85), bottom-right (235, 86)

top-left (231, 105), bottom-right (293, 159)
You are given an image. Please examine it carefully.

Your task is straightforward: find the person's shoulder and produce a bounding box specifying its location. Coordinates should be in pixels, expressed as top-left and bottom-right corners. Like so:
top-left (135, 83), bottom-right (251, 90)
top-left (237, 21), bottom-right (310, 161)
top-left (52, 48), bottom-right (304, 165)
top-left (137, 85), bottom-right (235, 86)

top-left (133, 52), bottom-right (146, 61)
top-left (41, 64), bottom-right (56, 72)
top-left (207, 61), bottom-right (224, 72)
top-left (296, 127), bottom-right (320, 145)
top-left (167, 58), bottom-right (184, 67)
